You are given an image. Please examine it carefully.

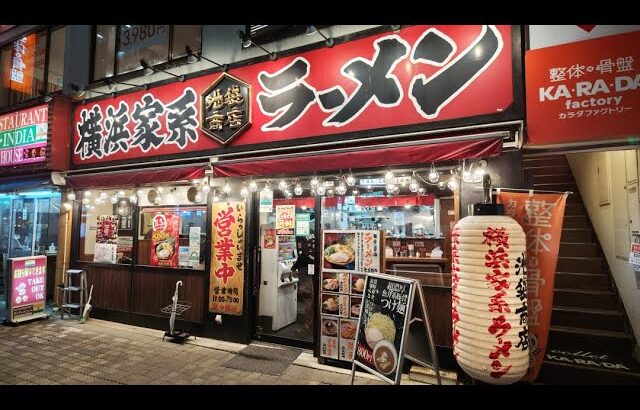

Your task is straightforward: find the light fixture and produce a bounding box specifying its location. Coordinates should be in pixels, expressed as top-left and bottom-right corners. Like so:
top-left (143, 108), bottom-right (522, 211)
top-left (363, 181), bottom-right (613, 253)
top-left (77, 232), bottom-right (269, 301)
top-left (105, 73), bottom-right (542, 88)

top-left (223, 182), bottom-right (231, 194)
top-left (386, 182), bottom-right (396, 193)
top-left (392, 185), bottom-right (401, 195)
top-left (285, 190), bottom-right (293, 199)
top-left (236, 30), bottom-right (278, 61)
top-left (428, 163), bottom-right (439, 183)
top-left (83, 191), bottom-right (92, 198)
top-left (447, 177), bottom-right (458, 191)
top-left (240, 186), bottom-right (249, 199)
top-left (409, 177), bottom-right (419, 193)
top-left (100, 192), bottom-right (108, 198)
top-left (310, 176), bottom-right (319, 189)
top-left (418, 187), bottom-right (426, 195)
top-left (316, 185), bottom-right (326, 196)
top-left (385, 170), bottom-right (394, 182)
top-left (185, 45), bottom-right (228, 71)
top-left (352, 188), bottom-right (359, 196)
top-left (438, 181), bottom-right (446, 191)
top-left (71, 84), bottom-right (114, 99)
top-left (249, 180), bottom-right (258, 192)
top-left (140, 59), bottom-right (185, 82)
top-left (104, 77), bottom-right (147, 92)
top-left (67, 192), bottom-right (76, 201)
top-left (110, 196), bottom-right (118, 204)
top-left (117, 190), bottom-right (126, 198)
top-left (294, 183), bottom-right (303, 196)
top-left (306, 25), bottom-right (334, 47)
top-left (345, 171), bottom-right (356, 187)
top-left (129, 195), bottom-right (138, 203)
top-left (279, 180), bottom-right (288, 191)
top-left (336, 182), bottom-right (347, 196)
top-left (326, 189), bottom-right (334, 198)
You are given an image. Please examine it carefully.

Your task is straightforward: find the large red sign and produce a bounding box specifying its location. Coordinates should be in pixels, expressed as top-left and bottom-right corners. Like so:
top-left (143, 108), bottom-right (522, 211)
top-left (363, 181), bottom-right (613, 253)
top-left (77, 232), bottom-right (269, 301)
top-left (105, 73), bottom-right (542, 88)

top-left (526, 30), bottom-right (640, 147)
top-left (73, 25), bottom-right (514, 166)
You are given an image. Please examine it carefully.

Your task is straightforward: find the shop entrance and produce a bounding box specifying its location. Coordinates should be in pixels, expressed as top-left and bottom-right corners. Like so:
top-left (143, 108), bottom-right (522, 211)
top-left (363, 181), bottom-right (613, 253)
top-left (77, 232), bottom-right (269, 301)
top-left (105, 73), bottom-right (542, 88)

top-left (253, 182), bottom-right (316, 348)
top-left (0, 188), bottom-right (61, 320)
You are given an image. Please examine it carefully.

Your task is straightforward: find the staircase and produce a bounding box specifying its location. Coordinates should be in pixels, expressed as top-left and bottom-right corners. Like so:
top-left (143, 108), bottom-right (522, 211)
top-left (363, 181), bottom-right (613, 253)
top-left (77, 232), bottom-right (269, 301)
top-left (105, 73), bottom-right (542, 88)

top-left (523, 154), bottom-right (640, 384)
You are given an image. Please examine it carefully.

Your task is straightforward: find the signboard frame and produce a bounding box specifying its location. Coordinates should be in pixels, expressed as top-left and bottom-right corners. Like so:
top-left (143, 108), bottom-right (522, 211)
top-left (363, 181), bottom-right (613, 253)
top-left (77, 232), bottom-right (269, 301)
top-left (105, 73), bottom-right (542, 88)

top-left (349, 272), bottom-right (441, 385)
top-left (6, 255), bottom-right (48, 324)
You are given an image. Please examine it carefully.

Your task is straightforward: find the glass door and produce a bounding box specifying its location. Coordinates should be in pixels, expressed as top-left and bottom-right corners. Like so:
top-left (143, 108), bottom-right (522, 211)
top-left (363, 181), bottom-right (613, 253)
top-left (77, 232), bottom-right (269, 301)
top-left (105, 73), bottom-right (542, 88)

top-left (254, 190), bottom-right (316, 348)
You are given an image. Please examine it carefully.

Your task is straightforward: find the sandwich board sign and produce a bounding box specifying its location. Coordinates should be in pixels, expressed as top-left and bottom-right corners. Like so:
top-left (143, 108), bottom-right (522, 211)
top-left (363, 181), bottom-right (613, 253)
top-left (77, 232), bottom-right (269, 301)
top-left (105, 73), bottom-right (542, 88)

top-left (350, 272), bottom-right (441, 385)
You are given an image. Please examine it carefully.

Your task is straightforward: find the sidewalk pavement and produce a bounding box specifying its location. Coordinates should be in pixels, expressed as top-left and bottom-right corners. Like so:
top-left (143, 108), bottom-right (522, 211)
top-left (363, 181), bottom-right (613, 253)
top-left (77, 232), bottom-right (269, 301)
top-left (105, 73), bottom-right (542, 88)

top-left (0, 317), bottom-right (427, 386)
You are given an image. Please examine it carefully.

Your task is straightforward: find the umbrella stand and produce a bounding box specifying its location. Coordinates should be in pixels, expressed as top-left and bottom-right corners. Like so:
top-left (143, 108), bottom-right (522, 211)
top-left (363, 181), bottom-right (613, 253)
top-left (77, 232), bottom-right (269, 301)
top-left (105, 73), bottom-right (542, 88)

top-left (160, 280), bottom-right (193, 343)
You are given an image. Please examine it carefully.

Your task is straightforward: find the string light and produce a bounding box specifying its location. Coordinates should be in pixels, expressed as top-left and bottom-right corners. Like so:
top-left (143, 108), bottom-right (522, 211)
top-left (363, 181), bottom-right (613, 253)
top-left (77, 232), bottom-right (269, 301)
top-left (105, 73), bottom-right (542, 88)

top-left (336, 181), bottom-right (347, 196)
top-left (384, 170), bottom-right (394, 182)
top-left (294, 183), bottom-right (303, 196)
top-left (67, 192), bottom-right (76, 201)
top-left (223, 182), bottom-right (231, 194)
top-left (346, 170), bottom-right (356, 187)
top-left (428, 163), bottom-right (439, 183)
top-left (240, 186), bottom-right (249, 198)
top-left (409, 176), bottom-right (419, 193)
top-left (279, 179), bottom-right (288, 191)
top-left (249, 180), bottom-right (258, 192)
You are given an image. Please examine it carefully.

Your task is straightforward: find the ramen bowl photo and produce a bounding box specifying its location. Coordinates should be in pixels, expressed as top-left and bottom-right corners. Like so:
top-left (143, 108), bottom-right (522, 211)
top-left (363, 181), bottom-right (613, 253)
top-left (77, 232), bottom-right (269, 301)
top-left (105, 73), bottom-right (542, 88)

top-left (156, 242), bottom-right (174, 260)
top-left (373, 340), bottom-right (398, 375)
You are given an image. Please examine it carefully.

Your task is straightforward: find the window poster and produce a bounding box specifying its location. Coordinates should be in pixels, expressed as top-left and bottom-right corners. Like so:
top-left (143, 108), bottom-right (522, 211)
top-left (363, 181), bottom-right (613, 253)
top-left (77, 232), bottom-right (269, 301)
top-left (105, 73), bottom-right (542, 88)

top-left (150, 213), bottom-right (180, 268)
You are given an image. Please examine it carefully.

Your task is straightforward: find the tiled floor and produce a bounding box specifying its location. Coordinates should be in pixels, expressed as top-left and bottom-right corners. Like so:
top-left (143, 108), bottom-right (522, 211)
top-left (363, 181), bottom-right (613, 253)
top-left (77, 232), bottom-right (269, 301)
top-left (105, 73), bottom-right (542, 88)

top-left (0, 317), bottom-right (394, 385)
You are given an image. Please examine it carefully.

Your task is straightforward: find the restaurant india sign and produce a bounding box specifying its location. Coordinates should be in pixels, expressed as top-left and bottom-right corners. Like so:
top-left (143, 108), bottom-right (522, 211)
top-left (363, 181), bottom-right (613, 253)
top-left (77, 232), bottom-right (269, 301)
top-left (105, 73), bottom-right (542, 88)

top-left (209, 202), bottom-right (246, 316)
top-left (0, 105), bottom-right (48, 167)
top-left (73, 25), bottom-right (517, 166)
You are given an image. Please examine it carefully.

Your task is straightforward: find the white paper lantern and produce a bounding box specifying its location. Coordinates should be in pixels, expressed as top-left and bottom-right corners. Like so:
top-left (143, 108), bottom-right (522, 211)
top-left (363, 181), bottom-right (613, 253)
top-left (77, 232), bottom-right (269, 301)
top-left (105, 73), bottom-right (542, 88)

top-left (451, 215), bottom-right (528, 385)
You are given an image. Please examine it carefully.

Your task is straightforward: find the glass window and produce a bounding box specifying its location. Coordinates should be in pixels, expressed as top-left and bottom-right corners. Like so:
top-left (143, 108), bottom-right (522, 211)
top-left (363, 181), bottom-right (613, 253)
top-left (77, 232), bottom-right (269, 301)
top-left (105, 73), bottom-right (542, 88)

top-left (0, 30), bottom-right (47, 107)
top-left (136, 185), bottom-right (207, 270)
top-left (116, 25), bottom-right (170, 75)
top-left (47, 26), bottom-right (66, 93)
top-left (78, 189), bottom-right (135, 264)
top-left (171, 25), bottom-right (201, 59)
top-left (93, 25), bottom-right (116, 80)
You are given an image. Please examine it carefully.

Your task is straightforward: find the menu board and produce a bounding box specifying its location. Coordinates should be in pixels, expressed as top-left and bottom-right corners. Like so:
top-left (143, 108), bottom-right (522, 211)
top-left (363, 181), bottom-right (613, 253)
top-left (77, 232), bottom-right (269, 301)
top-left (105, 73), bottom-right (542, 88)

top-left (353, 273), bottom-right (415, 384)
top-left (150, 213), bottom-right (180, 267)
top-left (188, 227), bottom-right (201, 268)
top-left (259, 189), bottom-right (273, 213)
top-left (94, 215), bottom-right (118, 263)
top-left (7, 255), bottom-right (47, 323)
top-left (322, 230), bottom-right (381, 274)
top-left (276, 205), bottom-right (295, 235)
top-left (320, 230), bottom-right (380, 362)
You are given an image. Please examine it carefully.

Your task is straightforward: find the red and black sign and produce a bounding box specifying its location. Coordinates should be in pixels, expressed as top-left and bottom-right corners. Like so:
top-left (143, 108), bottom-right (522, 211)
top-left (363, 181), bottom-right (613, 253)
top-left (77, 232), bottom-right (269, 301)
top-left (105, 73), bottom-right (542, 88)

top-left (73, 25), bottom-right (519, 167)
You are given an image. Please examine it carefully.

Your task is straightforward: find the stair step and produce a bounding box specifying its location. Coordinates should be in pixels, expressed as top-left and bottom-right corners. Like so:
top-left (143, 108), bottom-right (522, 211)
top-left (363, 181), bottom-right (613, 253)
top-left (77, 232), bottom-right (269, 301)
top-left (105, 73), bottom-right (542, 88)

top-left (565, 203), bottom-right (587, 216)
top-left (62, 303), bottom-right (81, 309)
top-left (548, 325), bottom-right (633, 354)
top-left (554, 288), bottom-right (618, 310)
top-left (523, 157), bottom-right (568, 168)
top-left (533, 174), bottom-right (574, 184)
top-left (551, 306), bottom-right (625, 332)
top-left (557, 257), bottom-right (605, 274)
top-left (555, 272), bottom-right (610, 290)
top-left (533, 182), bottom-right (578, 192)
top-left (562, 215), bottom-right (590, 229)
top-left (559, 242), bottom-right (599, 257)
top-left (561, 228), bottom-right (594, 242)
top-left (566, 192), bottom-right (583, 203)
top-left (538, 359), bottom-right (640, 385)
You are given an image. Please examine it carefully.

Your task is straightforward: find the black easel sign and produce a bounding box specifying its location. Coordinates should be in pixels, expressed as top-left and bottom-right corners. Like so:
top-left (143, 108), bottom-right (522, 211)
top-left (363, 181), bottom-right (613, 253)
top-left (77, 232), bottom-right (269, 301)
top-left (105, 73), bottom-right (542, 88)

top-left (351, 273), bottom-right (414, 384)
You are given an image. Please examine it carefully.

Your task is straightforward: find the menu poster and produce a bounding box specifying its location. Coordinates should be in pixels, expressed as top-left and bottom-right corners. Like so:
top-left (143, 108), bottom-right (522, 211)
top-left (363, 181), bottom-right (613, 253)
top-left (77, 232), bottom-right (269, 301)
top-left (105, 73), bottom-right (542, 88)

top-left (96, 215), bottom-right (118, 244)
top-left (322, 230), bottom-right (381, 274)
top-left (188, 227), bottom-right (201, 268)
top-left (320, 316), bottom-right (339, 359)
top-left (276, 205), bottom-right (295, 235)
top-left (338, 294), bottom-right (350, 318)
top-left (116, 235), bottom-right (133, 253)
top-left (353, 273), bottom-right (415, 384)
top-left (259, 189), bottom-right (273, 213)
top-left (339, 319), bottom-right (358, 361)
top-left (94, 243), bottom-right (117, 264)
top-left (263, 228), bottom-right (276, 249)
top-left (179, 246), bottom-right (190, 267)
top-left (296, 213), bottom-right (310, 236)
top-left (8, 255), bottom-right (47, 323)
top-left (150, 213), bottom-right (180, 268)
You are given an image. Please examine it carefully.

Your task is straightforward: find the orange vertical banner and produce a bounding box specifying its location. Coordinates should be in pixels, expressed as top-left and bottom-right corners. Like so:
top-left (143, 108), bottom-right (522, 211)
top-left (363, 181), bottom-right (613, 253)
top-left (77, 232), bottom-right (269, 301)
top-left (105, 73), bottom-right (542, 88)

top-left (209, 201), bottom-right (246, 316)
top-left (496, 191), bottom-right (568, 381)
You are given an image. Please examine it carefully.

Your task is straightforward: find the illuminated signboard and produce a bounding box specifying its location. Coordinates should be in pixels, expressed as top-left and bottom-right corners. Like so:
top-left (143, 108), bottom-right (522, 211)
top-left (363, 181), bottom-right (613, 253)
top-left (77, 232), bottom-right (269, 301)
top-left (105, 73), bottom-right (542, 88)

top-left (0, 105), bottom-right (48, 167)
